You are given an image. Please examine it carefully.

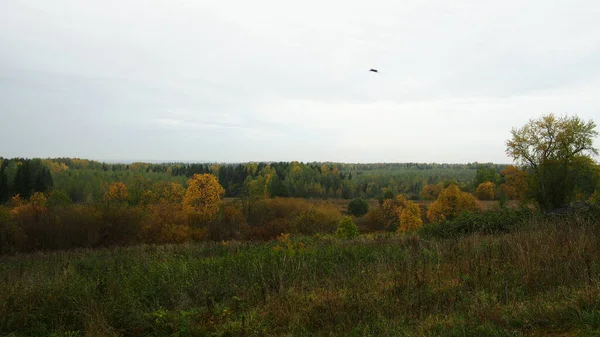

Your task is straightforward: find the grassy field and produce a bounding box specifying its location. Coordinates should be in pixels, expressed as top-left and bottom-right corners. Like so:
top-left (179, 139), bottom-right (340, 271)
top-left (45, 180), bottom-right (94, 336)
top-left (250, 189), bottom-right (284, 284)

top-left (1, 211), bottom-right (600, 336)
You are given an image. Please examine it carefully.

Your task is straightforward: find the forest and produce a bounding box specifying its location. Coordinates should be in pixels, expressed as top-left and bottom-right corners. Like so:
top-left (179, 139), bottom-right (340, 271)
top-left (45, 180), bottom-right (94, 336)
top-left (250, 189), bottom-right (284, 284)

top-left (1, 113), bottom-right (600, 336)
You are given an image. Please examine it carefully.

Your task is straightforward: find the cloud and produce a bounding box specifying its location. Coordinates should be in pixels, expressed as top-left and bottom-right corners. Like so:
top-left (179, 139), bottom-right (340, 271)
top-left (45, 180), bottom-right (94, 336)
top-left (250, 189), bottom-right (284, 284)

top-left (1, 0), bottom-right (600, 162)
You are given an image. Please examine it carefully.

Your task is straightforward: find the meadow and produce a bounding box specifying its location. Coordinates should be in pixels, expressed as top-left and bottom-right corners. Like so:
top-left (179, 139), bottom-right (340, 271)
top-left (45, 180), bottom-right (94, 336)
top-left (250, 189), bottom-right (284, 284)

top-left (2, 208), bottom-right (600, 337)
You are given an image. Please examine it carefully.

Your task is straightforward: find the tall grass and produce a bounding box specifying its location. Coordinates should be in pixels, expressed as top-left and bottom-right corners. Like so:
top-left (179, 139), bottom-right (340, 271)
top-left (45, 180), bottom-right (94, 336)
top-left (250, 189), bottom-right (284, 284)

top-left (1, 211), bottom-right (600, 336)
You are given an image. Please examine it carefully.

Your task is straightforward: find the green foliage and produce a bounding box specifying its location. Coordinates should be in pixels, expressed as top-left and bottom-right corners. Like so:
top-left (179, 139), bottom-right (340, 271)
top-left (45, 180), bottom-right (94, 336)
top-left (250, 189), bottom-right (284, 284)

top-left (347, 198), bottom-right (369, 216)
top-left (506, 113), bottom-right (599, 210)
top-left (335, 216), bottom-right (360, 238)
top-left (419, 208), bottom-right (534, 239)
top-left (47, 190), bottom-right (73, 210)
top-left (474, 164), bottom-right (501, 187)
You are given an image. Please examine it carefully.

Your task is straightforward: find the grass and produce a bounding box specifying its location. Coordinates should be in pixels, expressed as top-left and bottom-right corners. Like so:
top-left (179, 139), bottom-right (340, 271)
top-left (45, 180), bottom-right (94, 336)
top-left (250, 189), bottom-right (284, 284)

top-left (1, 212), bottom-right (600, 336)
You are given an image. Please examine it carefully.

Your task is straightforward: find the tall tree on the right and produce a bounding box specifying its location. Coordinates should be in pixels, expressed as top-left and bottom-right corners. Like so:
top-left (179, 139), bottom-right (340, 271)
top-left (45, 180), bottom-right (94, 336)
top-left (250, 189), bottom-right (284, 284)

top-left (506, 113), bottom-right (599, 210)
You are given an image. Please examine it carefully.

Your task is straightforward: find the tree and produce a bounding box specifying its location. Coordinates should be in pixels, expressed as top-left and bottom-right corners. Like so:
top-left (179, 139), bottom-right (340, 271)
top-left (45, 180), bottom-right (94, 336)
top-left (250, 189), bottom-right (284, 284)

top-left (104, 182), bottom-right (129, 206)
top-left (474, 165), bottom-right (500, 187)
top-left (0, 163), bottom-right (9, 203)
top-left (347, 198), bottom-right (369, 217)
top-left (183, 174), bottom-right (225, 224)
top-left (506, 113), bottom-right (598, 210)
top-left (335, 216), bottom-right (359, 239)
top-left (420, 183), bottom-right (443, 200)
top-left (499, 166), bottom-right (529, 201)
top-left (427, 184), bottom-right (480, 223)
top-left (12, 161), bottom-right (32, 199)
top-left (475, 182), bottom-right (495, 200)
top-left (398, 201), bottom-right (423, 232)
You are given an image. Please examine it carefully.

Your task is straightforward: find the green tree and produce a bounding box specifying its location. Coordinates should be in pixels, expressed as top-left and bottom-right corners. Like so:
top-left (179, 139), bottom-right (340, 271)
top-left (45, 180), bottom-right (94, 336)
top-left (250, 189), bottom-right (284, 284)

top-left (12, 161), bottom-right (32, 199)
top-left (347, 198), bottom-right (369, 217)
top-left (335, 216), bottom-right (359, 239)
top-left (0, 162), bottom-right (9, 203)
top-left (506, 113), bottom-right (598, 210)
top-left (474, 165), bottom-right (500, 187)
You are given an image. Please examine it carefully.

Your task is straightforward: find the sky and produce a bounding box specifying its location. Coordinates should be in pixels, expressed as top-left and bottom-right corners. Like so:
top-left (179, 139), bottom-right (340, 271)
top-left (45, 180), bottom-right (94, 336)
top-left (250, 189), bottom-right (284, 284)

top-left (1, 0), bottom-right (600, 164)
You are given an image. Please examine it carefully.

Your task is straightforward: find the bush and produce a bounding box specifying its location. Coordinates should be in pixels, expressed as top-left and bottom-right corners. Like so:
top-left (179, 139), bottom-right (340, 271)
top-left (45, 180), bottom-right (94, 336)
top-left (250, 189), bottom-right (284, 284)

top-left (419, 208), bottom-right (534, 239)
top-left (347, 198), bottom-right (369, 217)
top-left (336, 216), bottom-right (360, 239)
top-left (294, 206), bottom-right (341, 235)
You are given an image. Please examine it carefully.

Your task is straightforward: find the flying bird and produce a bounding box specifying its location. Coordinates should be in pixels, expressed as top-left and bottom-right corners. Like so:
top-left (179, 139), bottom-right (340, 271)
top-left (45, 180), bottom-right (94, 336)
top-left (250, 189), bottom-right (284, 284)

top-left (369, 69), bottom-right (378, 73)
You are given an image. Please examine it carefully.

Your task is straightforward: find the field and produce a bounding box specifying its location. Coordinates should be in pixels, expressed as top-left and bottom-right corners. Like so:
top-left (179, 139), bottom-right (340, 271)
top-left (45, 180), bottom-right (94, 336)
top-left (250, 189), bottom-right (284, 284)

top-left (2, 211), bottom-right (600, 336)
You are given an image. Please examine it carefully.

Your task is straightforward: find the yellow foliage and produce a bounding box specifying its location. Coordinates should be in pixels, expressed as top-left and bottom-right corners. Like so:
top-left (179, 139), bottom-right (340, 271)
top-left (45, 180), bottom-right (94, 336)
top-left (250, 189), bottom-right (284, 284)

top-left (141, 181), bottom-right (185, 205)
top-left (183, 174), bottom-right (225, 224)
top-left (427, 184), bottom-right (481, 223)
top-left (381, 199), bottom-right (399, 230)
top-left (475, 182), bottom-right (495, 200)
top-left (420, 183), bottom-right (443, 200)
top-left (105, 182), bottom-right (129, 204)
top-left (399, 201), bottom-right (423, 232)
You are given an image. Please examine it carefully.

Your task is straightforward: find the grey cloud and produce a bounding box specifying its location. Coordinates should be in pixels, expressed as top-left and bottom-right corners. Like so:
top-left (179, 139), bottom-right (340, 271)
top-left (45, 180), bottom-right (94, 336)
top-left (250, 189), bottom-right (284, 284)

top-left (1, 0), bottom-right (599, 162)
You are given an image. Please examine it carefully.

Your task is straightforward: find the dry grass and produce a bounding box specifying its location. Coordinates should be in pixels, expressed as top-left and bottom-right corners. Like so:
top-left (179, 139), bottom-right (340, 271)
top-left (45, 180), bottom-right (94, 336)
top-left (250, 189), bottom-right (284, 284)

top-left (1, 211), bottom-right (599, 336)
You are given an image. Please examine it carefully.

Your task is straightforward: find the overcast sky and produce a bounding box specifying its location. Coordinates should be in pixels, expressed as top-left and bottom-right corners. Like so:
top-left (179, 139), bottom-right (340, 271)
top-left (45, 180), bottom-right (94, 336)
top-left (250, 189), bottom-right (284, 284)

top-left (1, 0), bottom-right (599, 164)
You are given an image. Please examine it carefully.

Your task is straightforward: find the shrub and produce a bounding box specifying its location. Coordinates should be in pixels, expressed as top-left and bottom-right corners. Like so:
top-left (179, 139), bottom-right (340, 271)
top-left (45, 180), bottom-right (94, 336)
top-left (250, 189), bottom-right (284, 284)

top-left (336, 216), bottom-right (360, 239)
top-left (419, 208), bottom-right (534, 239)
top-left (293, 206), bottom-right (341, 235)
top-left (347, 198), bottom-right (369, 217)
top-left (590, 191), bottom-right (600, 204)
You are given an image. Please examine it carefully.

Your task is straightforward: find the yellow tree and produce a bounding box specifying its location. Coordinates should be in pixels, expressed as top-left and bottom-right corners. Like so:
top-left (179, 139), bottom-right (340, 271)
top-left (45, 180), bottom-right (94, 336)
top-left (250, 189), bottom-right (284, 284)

top-left (475, 182), bottom-right (495, 200)
top-left (105, 182), bottom-right (129, 205)
top-left (427, 184), bottom-right (480, 223)
top-left (398, 201), bottom-right (423, 232)
top-left (183, 174), bottom-right (225, 224)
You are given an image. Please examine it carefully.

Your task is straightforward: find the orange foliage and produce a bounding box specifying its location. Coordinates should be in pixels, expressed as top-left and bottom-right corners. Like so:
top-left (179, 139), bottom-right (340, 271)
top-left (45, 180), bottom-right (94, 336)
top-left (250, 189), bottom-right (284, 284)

top-left (500, 166), bottom-right (529, 200)
top-left (183, 174), bottom-right (225, 224)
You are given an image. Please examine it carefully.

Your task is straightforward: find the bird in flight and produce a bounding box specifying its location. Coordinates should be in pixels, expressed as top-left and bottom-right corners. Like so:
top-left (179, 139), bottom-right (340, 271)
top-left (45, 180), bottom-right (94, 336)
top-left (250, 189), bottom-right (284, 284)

top-left (369, 69), bottom-right (378, 73)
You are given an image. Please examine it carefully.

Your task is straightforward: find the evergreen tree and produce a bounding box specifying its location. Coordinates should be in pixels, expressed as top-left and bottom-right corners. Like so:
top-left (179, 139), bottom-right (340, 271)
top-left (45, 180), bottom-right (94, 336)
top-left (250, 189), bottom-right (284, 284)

top-left (13, 161), bottom-right (32, 199)
top-left (0, 163), bottom-right (9, 203)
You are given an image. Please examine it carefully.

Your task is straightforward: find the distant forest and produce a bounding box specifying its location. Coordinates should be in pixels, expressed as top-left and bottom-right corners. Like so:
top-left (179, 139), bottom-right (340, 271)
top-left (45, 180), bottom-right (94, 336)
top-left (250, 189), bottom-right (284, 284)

top-left (0, 157), bottom-right (510, 204)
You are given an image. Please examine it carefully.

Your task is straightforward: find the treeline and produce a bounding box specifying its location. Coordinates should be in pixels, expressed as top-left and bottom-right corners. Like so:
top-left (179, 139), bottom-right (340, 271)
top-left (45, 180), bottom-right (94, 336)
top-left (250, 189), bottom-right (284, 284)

top-left (1, 157), bottom-right (514, 203)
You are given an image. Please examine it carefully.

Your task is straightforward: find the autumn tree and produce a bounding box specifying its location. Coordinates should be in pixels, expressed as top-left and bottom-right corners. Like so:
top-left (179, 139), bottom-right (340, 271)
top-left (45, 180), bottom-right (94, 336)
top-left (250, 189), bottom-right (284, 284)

top-left (104, 182), bottom-right (129, 206)
top-left (475, 182), bottom-right (495, 200)
top-left (183, 173), bottom-right (225, 224)
top-left (398, 201), bottom-right (423, 232)
top-left (499, 165), bottom-right (529, 201)
top-left (427, 184), bottom-right (480, 223)
top-left (100, 182), bottom-right (140, 245)
top-left (420, 183), bottom-right (443, 200)
top-left (506, 113), bottom-right (598, 210)
top-left (379, 194), bottom-right (423, 232)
